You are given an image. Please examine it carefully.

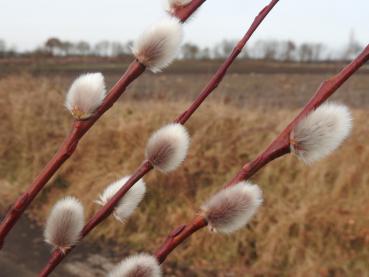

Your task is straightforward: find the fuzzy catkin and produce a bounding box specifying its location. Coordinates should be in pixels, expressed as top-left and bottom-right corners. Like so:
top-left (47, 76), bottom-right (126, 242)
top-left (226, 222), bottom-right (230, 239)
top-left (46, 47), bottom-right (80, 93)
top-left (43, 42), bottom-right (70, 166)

top-left (108, 254), bottom-right (161, 277)
top-left (166, 0), bottom-right (192, 13)
top-left (65, 73), bottom-right (106, 119)
top-left (132, 17), bottom-right (183, 73)
top-left (201, 182), bottom-right (263, 234)
top-left (290, 102), bottom-right (352, 164)
top-left (44, 197), bottom-right (84, 250)
top-left (97, 177), bottom-right (146, 222)
top-left (145, 123), bottom-right (190, 173)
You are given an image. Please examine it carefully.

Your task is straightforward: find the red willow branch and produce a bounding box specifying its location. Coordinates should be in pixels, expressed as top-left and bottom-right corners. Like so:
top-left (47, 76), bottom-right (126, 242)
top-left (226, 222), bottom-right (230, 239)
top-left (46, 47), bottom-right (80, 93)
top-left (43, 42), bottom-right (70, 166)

top-left (39, 1), bottom-right (279, 275)
top-left (154, 44), bottom-right (369, 264)
top-left (175, 0), bottom-right (279, 124)
top-left (0, 0), bottom-right (206, 249)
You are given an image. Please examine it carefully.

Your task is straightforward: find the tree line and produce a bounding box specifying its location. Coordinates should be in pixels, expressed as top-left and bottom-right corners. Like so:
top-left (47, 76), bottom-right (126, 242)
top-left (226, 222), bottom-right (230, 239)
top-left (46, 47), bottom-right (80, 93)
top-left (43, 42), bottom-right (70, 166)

top-left (0, 33), bottom-right (363, 62)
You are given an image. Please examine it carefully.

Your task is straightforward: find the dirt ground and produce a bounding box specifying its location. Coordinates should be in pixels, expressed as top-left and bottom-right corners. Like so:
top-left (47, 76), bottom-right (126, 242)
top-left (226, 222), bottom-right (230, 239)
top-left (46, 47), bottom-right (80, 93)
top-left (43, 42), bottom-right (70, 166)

top-left (0, 215), bottom-right (115, 276)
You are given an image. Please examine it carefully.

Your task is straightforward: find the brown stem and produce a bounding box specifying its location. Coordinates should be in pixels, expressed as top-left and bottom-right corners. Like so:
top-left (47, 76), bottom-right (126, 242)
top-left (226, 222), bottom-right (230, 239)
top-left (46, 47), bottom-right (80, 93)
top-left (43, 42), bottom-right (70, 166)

top-left (38, 0), bottom-right (277, 275)
top-left (174, 0), bottom-right (206, 22)
top-left (0, 61), bottom-right (145, 249)
top-left (227, 43), bottom-right (369, 186)
top-left (0, 124), bottom-right (78, 249)
top-left (155, 215), bottom-right (207, 263)
top-left (175, 0), bottom-right (279, 124)
top-left (39, 161), bottom-right (153, 277)
top-left (153, 44), bottom-right (369, 264)
top-left (0, 1), bottom-right (203, 249)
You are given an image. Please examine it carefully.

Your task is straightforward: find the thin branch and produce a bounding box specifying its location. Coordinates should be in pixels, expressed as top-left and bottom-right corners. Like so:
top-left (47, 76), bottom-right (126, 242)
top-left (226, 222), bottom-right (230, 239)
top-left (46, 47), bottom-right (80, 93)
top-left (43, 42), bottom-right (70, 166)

top-left (38, 1), bottom-right (278, 275)
top-left (176, 0), bottom-right (206, 22)
top-left (227, 43), bottom-right (369, 186)
top-left (176, 0), bottom-right (279, 124)
top-left (0, 1), bottom-right (206, 249)
top-left (153, 44), bottom-right (369, 264)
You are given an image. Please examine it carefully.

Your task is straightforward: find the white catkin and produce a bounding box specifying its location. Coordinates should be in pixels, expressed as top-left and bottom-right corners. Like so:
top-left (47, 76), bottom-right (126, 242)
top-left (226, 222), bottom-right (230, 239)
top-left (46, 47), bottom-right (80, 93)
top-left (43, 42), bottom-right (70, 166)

top-left (108, 253), bottom-right (161, 277)
top-left (132, 17), bottom-right (183, 73)
top-left (44, 197), bottom-right (84, 250)
top-left (65, 72), bottom-right (106, 119)
top-left (290, 102), bottom-right (352, 164)
top-left (96, 177), bottom-right (146, 222)
top-left (201, 182), bottom-right (263, 234)
top-left (145, 123), bottom-right (190, 173)
top-left (165, 0), bottom-right (192, 13)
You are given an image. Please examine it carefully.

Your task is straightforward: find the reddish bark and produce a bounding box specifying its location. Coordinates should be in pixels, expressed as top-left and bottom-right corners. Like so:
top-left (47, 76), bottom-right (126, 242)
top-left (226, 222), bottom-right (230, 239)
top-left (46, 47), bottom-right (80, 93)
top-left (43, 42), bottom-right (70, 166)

top-left (0, 61), bottom-right (145, 249)
top-left (154, 44), bottom-right (369, 264)
top-left (39, 0), bottom-right (278, 275)
top-left (0, 1), bottom-right (206, 250)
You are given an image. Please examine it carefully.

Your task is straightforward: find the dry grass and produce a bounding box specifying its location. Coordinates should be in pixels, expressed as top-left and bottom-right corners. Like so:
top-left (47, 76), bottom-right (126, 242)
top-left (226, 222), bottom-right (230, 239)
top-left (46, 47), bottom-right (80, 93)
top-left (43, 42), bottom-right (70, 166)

top-left (1, 74), bottom-right (369, 276)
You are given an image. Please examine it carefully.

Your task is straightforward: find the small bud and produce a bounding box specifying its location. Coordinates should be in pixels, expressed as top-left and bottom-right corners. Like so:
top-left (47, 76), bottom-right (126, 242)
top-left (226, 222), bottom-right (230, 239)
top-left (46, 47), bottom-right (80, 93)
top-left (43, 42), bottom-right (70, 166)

top-left (145, 123), bottom-right (190, 173)
top-left (96, 177), bottom-right (146, 222)
top-left (108, 254), bottom-right (161, 277)
top-left (290, 102), bottom-right (352, 164)
top-left (65, 73), bottom-right (106, 119)
top-left (201, 182), bottom-right (263, 234)
top-left (166, 0), bottom-right (192, 13)
top-left (44, 197), bottom-right (84, 251)
top-left (132, 17), bottom-right (183, 73)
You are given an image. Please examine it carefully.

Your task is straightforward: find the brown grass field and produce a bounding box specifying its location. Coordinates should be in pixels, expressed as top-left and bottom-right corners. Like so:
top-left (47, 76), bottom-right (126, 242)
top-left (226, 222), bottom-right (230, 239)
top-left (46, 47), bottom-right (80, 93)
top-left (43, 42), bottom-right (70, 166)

top-left (0, 61), bottom-right (369, 276)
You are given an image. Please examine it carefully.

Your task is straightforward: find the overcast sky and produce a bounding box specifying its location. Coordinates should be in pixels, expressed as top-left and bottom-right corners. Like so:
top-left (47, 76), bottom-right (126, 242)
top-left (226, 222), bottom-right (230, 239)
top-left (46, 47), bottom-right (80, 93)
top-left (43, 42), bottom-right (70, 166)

top-left (0, 0), bottom-right (367, 51)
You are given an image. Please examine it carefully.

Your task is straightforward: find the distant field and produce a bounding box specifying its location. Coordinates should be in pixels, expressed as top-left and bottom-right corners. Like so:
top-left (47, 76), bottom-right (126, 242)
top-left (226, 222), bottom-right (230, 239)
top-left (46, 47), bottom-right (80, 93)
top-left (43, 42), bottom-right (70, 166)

top-left (0, 63), bottom-right (369, 276)
top-left (1, 56), bottom-right (369, 75)
top-left (1, 57), bottom-right (369, 109)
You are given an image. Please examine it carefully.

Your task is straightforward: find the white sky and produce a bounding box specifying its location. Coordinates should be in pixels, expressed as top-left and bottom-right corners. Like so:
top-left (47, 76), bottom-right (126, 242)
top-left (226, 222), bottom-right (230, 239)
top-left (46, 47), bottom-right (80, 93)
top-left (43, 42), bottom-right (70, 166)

top-left (0, 0), bottom-right (367, 51)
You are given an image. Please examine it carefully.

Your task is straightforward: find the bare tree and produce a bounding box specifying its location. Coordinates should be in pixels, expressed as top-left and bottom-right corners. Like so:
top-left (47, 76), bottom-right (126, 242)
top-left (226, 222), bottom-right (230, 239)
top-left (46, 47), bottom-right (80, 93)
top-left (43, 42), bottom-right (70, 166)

top-left (279, 40), bottom-right (296, 61)
top-left (181, 42), bottom-right (199, 59)
top-left (76, 41), bottom-right (91, 56)
top-left (342, 31), bottom-right (362, 60)
top-left (111, 42), bottom-right (125, 57)
top-left (45, 38), bottom-right (63, 56)
top-left (212, 40), bottom-right (237, 58)
top-left (311, 43), bottom-right (324, 61)
top-left (0, 39), bottom-right (6, 58)
top-left (94, 40), bottom-right (111, 56)
top-left (61, 41), bottom-right (75, 56)
top-left (263, 40), bottom-right (279, 60)
top-left (251, 39), bottom-right (279, 60)
top-left (122, 41), bottom-right (133, 55)
top-left (198, 47), bottom-right (211, 59)
top-left (220, 40), bottom-right (236, 57)
top-left (298, 43), bottom-right (313, 62)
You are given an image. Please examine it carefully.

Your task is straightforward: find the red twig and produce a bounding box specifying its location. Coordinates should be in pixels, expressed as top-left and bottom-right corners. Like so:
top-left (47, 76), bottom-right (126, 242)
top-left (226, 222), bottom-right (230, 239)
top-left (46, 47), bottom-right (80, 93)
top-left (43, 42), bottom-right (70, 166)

top-left (39, 161), bottom-right (153, 277)
top-left (39, 1), bottom-right (278, 275)
top-left (176, 0), bottom-right (279, 124)
top-left (153, 44), bottom-right (369, 264)
top-left (175, 0), bottom-right (206, 22)
top-left (0, 1), bottom-right (206, 249)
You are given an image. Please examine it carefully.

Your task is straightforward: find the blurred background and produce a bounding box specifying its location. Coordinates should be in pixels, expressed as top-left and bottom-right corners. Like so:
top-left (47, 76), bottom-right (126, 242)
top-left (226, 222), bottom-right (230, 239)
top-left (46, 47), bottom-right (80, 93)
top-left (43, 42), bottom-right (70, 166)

top-left (0, 0), bottom-right (368, 276)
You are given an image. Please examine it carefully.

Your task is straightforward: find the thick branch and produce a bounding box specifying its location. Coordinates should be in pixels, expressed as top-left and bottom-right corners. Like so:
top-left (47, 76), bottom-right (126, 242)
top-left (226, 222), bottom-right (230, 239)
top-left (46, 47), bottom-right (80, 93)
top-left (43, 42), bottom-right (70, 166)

top-left (38, 0), bottom-right (277, 274)
top-left (39, 161), bottom-right (153, 277)
top-left (153, 44), bottom-right (369, 264)
top-left (227, 43), bottom-right (369, 186)
top-left (0, 60), bottom-right (145, 249)
top-left (155, 215), bottom-right (207, 263)
top-left (176, 0), bottom-right (279, 124)
top-left (175, 0), bottom-right (206, 22)
top-left (0, 1), bottom-right (203, 249)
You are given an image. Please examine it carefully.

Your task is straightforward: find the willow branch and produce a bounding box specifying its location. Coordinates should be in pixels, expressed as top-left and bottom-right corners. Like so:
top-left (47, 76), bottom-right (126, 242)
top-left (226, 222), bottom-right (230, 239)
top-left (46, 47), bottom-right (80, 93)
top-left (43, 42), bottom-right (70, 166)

top-left (38, 1), bottom-right (277, 275)
top-left (153, 44), bottom-right (369, 264)
top-left (176, 0), bottom-right (279, 124)
top-left (0, 1), bottom-right (206, 249)
top-left (176, 0), bottom-right (206, 22)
